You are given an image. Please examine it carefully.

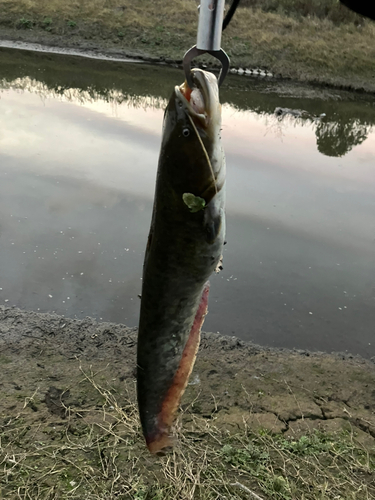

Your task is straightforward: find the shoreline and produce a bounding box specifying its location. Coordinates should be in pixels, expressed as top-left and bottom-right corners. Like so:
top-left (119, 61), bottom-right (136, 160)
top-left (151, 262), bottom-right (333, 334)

top-left (0, 305), bottom-right (373, 362)
top-left (0, 38), bottom-right (146, 64)
top-left (1, 304), bottom-right (375, 435)
top-left (1, 28), bottom-right (375, 96)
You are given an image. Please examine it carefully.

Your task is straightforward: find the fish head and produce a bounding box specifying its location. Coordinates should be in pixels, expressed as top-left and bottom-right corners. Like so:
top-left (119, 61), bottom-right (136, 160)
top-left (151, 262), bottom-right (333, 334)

top-left (177, 69), bottom-right (221, 142)
top-left (160, 69), bottom-right (224, 202)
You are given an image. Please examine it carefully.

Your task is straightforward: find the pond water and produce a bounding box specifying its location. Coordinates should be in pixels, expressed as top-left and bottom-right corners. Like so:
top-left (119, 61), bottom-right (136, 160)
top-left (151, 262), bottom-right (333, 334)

top-left (1, 47), bottom-right (375, 357)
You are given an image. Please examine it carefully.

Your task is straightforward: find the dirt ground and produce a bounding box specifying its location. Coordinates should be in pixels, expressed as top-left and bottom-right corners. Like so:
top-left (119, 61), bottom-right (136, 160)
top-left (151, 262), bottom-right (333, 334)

top-left (1, 305), bottom-right (375, 498)
top-left (1, 305), bottom-right (374, 447)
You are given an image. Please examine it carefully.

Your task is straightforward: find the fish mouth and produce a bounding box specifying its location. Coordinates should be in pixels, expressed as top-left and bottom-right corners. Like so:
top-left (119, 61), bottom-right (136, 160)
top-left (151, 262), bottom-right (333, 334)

top-left (175, 69), bottom-right (221, 131)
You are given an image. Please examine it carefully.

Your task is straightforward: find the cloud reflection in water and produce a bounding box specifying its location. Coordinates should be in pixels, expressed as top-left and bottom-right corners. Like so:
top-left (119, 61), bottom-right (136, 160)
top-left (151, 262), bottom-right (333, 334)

top-left (1, 62), bottom-right (375, 357)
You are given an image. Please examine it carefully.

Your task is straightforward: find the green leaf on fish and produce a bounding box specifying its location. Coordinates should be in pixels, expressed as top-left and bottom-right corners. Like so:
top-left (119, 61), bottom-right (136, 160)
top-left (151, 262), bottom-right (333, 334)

top-left (182, 193), bottom-right (206, 213)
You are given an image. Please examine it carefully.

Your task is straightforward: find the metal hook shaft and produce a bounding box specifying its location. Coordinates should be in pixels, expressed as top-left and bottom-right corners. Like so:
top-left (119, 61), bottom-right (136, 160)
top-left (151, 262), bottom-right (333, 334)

top-left (183, 0), bottom-right (229, 89)
top-left (197, 0), bottom-right (226, 51)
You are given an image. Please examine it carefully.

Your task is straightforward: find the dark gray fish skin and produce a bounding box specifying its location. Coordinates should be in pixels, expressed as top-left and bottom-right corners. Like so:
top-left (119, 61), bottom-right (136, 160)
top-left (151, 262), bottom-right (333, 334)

top-left (137, 69), bottom-right (226, 453)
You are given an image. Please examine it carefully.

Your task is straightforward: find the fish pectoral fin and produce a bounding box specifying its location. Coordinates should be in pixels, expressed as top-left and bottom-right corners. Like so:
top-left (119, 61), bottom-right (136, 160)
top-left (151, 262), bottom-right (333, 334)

top-left (204, 206), bottom-right (223, 244)
top-left (205, 217), bottom-right (222, 244)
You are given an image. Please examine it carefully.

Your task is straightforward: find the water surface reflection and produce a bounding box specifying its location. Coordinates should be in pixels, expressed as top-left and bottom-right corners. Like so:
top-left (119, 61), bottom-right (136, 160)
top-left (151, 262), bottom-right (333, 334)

top-left (1, 48), bottom-right (375, 357)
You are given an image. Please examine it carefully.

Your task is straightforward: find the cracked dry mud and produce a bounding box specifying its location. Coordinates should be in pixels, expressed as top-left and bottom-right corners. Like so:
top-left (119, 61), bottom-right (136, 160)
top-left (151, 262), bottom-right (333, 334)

top-left (0, 306), bottom-right (374, 452)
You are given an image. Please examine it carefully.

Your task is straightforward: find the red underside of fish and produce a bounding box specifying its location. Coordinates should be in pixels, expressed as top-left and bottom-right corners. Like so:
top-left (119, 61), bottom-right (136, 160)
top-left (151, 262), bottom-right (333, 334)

top-left (146, 283), bottom-right (210, 454)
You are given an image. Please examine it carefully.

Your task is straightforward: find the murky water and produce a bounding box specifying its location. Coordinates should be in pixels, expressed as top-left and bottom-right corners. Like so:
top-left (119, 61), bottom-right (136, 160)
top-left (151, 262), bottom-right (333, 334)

top-left (1, 47), bottom-right (375, 357)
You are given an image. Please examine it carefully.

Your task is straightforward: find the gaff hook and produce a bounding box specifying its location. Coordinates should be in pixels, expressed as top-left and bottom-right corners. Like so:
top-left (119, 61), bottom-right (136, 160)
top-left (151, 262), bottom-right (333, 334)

top-left (183, 0), bottom-right (230, 89)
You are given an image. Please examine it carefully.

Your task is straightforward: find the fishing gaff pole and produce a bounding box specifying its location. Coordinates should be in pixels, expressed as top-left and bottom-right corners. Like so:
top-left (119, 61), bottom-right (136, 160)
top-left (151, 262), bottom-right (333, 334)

top-left (183, 0), bottom-right (230, 88)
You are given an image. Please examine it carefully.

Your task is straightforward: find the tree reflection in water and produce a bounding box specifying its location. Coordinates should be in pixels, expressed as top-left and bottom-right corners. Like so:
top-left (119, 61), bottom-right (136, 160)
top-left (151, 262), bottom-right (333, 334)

top-left (1, 46), bottom-right (374, 159)
top-left (315, 119), bottom-right (370, 157)
top-left (270, 107), bottom-right (372, 157)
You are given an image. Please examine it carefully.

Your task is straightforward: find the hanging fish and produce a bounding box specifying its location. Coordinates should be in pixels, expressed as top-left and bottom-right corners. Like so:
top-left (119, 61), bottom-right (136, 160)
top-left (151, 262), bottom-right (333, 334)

top-left (137, 69), bottom-right (226, 454)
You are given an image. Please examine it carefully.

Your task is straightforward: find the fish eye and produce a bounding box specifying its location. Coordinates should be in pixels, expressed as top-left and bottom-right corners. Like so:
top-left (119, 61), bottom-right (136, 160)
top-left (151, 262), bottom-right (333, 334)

top-left (182, 128), bottom-right (190, 137)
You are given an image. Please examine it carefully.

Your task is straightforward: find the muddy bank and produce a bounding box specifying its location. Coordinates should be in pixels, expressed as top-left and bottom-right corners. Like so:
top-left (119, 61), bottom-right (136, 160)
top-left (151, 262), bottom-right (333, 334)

top-left (1, 305), bottom-right (374, 446)
top-left (0, 36), bottom-right (150, 65)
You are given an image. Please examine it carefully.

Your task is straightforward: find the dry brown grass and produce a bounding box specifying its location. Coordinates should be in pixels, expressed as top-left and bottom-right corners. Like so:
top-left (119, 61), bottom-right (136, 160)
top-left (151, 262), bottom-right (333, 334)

top-left (240, 0), bottom-right (364, 24)
top-left (0, 0), bottom-right (198, 31)
top-left (0, 364), bottom-right (374, 499)
top-left (223, 9), bottom-right (375, 86)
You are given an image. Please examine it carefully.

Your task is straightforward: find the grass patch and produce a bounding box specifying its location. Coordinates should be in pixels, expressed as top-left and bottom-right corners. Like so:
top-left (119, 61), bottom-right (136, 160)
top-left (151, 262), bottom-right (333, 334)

top-left (16, 17), bottom-right (34, 30)
top-left (0, 365), bottom-right (373, 499)
top-left (240, 0), bottom-right (364, 25)
top-left (41, 17), bottom-right (52, 31)
top-left (0, 0), bottom-right (374, 90)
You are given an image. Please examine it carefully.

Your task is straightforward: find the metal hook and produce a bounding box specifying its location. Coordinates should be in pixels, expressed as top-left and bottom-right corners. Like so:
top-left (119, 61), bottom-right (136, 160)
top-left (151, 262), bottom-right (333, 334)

top-left (183, 45), bottom-right (230, 89)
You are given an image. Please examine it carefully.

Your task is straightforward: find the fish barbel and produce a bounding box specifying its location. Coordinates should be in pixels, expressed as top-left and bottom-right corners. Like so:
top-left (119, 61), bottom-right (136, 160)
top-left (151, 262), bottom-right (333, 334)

top-left (137, 69), bottom-right (226, 453)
